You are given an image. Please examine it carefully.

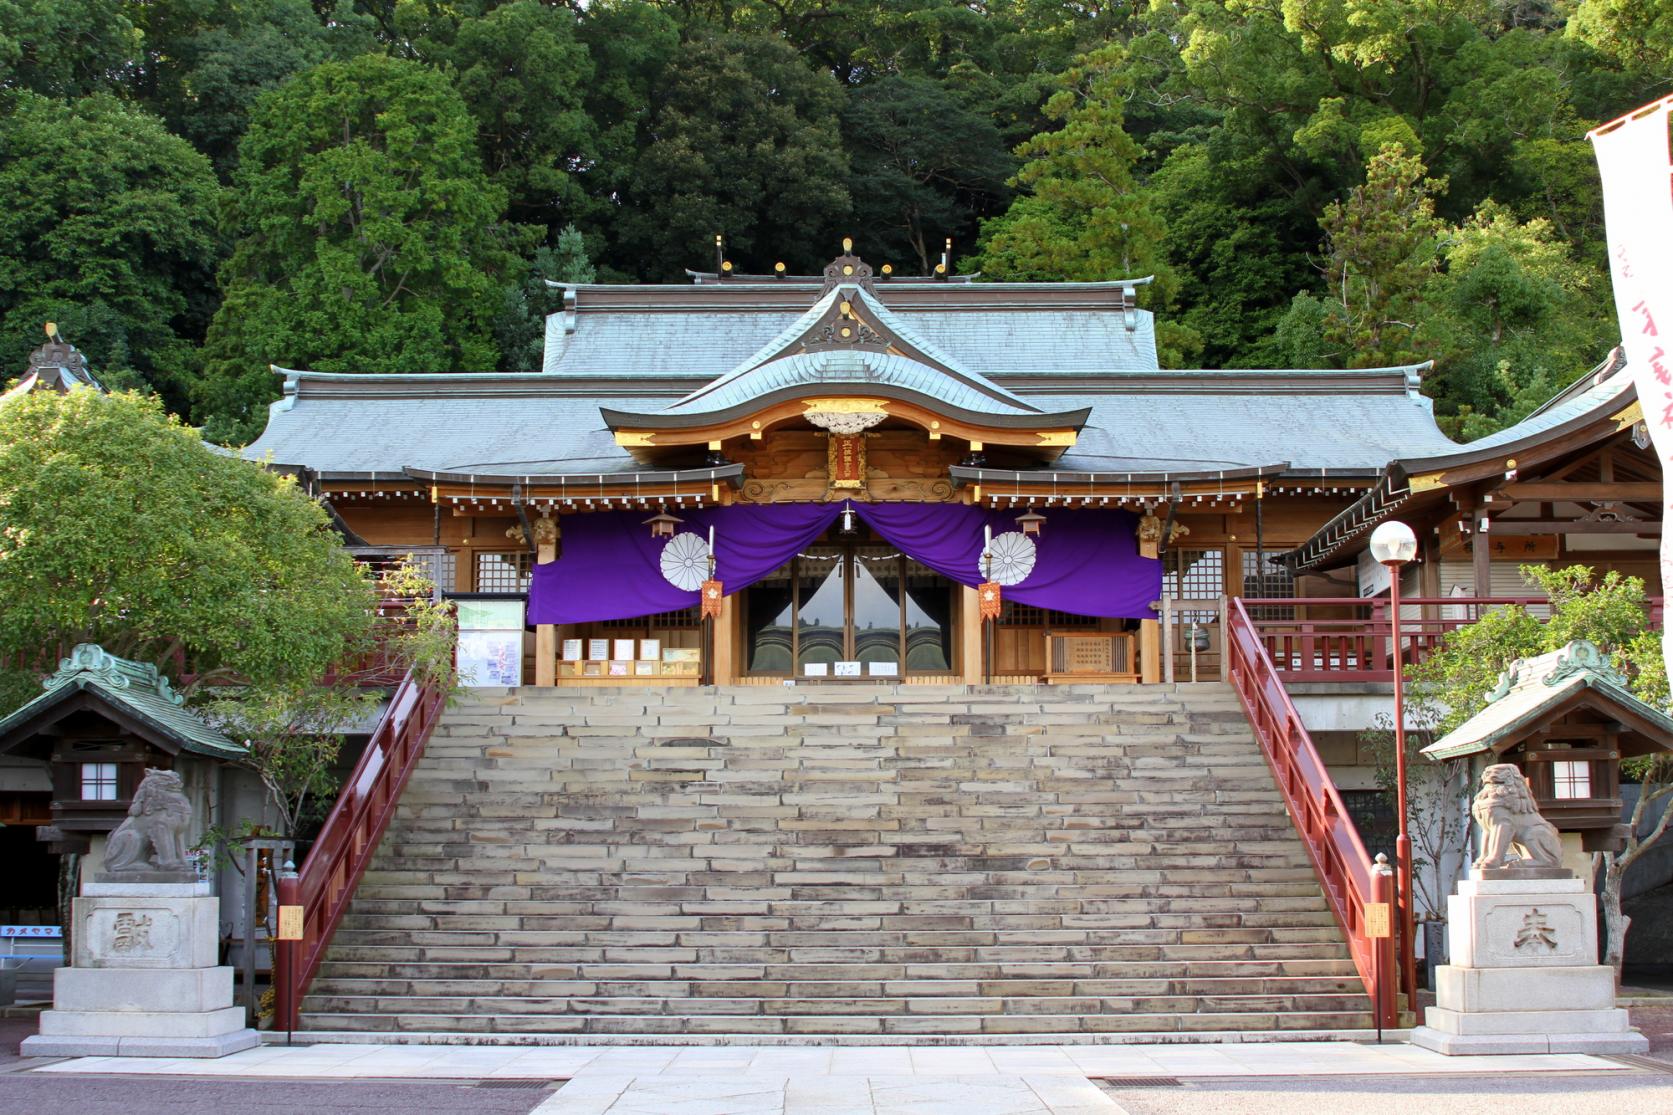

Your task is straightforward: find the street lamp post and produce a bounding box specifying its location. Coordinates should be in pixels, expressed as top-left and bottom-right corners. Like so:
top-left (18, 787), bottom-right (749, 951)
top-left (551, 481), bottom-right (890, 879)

top-left (1369, 520), bottom-right (1420, 1015)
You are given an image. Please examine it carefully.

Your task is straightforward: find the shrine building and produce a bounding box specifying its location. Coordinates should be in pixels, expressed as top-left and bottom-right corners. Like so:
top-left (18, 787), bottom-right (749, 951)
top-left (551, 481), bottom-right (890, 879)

top-left (4, 245), bottom-right (1663, 1041)
top-left (243, 245), bottom-right (1576, 690)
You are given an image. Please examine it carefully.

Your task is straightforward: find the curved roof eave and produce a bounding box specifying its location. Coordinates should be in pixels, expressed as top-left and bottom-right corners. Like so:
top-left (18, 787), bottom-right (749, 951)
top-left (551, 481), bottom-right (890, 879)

top-left (1285, 358), bottom-right (1638, 571)
top-left (403, 463), bottom-right (747, 487)
top-left (603, 382), bottom-right (1090, 433)
top-left (950, 461), bottom-right (1292, 487)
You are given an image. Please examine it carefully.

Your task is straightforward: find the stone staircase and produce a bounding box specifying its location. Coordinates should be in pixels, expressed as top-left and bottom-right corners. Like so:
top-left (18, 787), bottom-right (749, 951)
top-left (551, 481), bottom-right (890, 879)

top-left (300, 683), bottom-right (1376, 1042)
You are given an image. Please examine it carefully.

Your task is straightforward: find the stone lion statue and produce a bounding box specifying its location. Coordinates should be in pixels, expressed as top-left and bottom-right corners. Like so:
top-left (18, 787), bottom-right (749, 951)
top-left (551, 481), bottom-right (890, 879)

top-left (104, 768), bottom-right (192, 874)
top-left (1471, 763), bottom-right (1564, 872)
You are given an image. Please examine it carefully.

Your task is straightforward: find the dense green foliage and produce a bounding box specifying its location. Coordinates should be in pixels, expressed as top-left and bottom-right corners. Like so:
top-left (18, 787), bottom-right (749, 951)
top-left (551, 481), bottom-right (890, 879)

top-left (0, 388), bottom-right (377, 691)
top-left (1410, 565), bottom-right (1668, 735)
top-left (0, 1), bottom-right (1664, 438)
top-left (0, 93), bottom-right (221, 411)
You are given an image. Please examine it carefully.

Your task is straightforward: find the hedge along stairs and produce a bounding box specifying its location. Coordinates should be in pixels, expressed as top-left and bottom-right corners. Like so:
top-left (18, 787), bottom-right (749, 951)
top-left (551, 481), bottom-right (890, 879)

top-left (299, 683), bottom-right (1375, 1044)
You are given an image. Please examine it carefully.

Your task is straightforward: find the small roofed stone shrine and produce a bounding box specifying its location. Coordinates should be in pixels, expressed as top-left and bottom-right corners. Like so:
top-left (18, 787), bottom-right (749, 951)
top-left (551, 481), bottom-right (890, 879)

top-left (1422, 641), bottom-right (1673, 852)
top-left (239, 244), bottom-right (1622, 687)
top-left (0, 645), bottom-right (245, 858)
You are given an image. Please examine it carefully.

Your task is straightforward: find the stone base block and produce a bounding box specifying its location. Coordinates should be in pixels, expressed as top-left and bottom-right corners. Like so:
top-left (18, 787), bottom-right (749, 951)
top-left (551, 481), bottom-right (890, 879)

top-left (37, 1004), bottom-right (247, 1039)
top-left (1410, 1025), bottom-right (1649, 1056)
top-left (1424, 1005), bottom-right (1632, 1036)
top-left (52, 966), bottom-right (235, 1013)
top-left (1448, 880), bottom-right (1596, 969)
top-left (1433, 964), bottom-right (1617, 1013)
top-left (22, 1028), bottom-right (260, 1059)
top-left (73, 895), bottom-right (218, 970)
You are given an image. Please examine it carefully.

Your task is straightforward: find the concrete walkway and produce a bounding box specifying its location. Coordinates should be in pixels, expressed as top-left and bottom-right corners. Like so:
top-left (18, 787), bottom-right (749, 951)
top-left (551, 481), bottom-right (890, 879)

top-left (25, 1041), bottom-right (1649, 1115)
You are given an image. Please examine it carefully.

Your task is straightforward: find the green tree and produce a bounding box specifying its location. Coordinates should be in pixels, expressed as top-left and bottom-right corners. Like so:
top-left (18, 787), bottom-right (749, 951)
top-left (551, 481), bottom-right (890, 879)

top-left (607, 31), bottom-right (851, 279)
top-left (1402, 564), bottom-right (1671, 975)
top-left (0, 388), bottom-right (376, 695)
top-left (202, 560), bottom-right (459, 840)
top-left (404, 0), bottom-right (598, 232)
top-left (1314, 143), bottom-right (1447, 368)
top-left (124, 0), bottom-right (363, 177)
top-left (0, 93), bottom-right (222, 407)
top-left (1571, 0), bottom-right (1673, 76)
top-left (494, 223), bottom-right (596, 372)
top-left (1423, 202), bottom-right (1610, 431)
top-left (973, 43), bottom-right (1198, 365)
top-left (0, 0), bottom-right (138, 97)
top-left (842, 75), bottom-right (1013, 275)
top-left (195, 54), bottom-right (532, 443)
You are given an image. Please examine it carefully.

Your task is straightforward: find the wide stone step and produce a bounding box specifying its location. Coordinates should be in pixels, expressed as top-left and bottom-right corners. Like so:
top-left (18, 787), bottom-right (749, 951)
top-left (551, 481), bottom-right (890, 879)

top-left (314, 957), bottom-right (1362, 981)
top-left (308, 974), bottom-right (1365, 999)
top-left (321, 941), bottom-right (1353, 965)
top-left (302, 992), bottom-right (1375, 1020)
top-left (297, 1009), bottom-right (1379, 1037)
top-left (299, 682), bottom-right (1367, 1039)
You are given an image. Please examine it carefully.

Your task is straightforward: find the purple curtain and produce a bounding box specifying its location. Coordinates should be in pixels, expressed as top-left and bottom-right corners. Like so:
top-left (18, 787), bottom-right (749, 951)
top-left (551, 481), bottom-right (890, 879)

top-left (527, 502), bottom-right (1161, 624)
top-left (857, 504), bottom-right (1159, 620)
top-left (527, 504), bottom-right (836, 624)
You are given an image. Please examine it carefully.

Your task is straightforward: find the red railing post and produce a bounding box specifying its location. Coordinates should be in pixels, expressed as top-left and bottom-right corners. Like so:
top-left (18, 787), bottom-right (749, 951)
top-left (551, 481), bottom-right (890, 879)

top-left (1371, 856), bottom-right (1399, 1031)
top-left (275, 870), bottom-right (300, 1032)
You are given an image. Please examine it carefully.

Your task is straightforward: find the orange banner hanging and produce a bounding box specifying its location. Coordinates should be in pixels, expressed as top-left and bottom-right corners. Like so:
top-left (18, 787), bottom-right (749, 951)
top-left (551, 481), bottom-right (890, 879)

top-left (978, 582), bottom-right (1002, 621)
top-left (700, 579), bottom-right (724, 619)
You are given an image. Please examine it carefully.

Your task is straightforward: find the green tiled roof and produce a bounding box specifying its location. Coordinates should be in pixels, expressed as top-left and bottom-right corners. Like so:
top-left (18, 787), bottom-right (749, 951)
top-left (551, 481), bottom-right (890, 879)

top-left (0, 645), bottom-right (245, 760)
top-left (1422, 641), bottom-right (1673, 762)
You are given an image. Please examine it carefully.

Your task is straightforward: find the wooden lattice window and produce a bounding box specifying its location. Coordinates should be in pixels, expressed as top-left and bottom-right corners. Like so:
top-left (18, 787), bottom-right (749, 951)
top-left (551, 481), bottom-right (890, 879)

top-left (600, 607), bottom-right (701, 629)
top-left (475, 551), bottom-right (533, 593)
top-left (999, 602), bottom-right (1099, 627)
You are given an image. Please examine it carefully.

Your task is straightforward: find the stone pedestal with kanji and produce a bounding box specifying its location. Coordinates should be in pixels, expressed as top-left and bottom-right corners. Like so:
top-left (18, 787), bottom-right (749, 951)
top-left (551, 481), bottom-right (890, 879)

top-left (1410, 876), bottom-right (1648, 1055)
top-left (21, 880), bottom-right (258, 1058)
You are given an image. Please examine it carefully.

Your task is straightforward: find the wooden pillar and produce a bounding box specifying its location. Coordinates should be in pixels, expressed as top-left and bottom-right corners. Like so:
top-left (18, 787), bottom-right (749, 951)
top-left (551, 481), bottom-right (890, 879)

top-left (712, 592), bottom-right (738, 684)
top-left (1136, 517), bottom-right (1163, 684)
top-left (1139, 619), bottom-right (1162, 684)
top-left (959, 584), bottom-right (982, 684)
top-left (1472, 516), bottom-right (1491, 598)
top-left (534, 533), bottom-right (557, 687)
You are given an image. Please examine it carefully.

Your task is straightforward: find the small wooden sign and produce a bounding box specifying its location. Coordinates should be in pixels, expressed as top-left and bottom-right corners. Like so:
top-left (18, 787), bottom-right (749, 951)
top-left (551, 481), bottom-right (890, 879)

top-left (1362, 902), bottom-right (1391, 939)
top-left (1063, 637), bottom-right (1115, 673)
top-left (828, 434), bottom-right (866, 490)
top-left (277, 905), bottom-right (305, 941)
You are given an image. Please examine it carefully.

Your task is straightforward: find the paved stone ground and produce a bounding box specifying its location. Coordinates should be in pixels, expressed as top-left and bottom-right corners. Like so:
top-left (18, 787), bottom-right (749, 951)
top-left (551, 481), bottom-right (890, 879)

top-left (1099, 1072), bottom-right (1673, 1115)
top-left (6, 1008), bottom-right (1673, 1113)
top-left (1629, 1003), bottom-right (1673, 1066)
top-left (0, 1075), bottom-right (553, 1114)
top-left (11, 1039), bottom-right (1659, 1115)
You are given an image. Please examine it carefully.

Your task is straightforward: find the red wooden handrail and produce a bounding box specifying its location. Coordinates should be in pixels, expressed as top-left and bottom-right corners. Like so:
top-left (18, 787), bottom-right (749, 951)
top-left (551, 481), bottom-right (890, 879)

top-left (1240, 596), bottom-right (1664, 682)
top-left (273, 667), bottom-right (447, 1031)
top-left (1225, 597), bottom-right (1401, 1030)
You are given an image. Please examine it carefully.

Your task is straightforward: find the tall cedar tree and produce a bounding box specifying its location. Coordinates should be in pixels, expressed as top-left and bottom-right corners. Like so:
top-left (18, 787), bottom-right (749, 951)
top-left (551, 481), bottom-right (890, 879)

top-left (608, 31), bottom-right (852, 279)
top-left (0, 93), bottom-right (221, 410)
top-left (195, 54), bottom-right (531, 443)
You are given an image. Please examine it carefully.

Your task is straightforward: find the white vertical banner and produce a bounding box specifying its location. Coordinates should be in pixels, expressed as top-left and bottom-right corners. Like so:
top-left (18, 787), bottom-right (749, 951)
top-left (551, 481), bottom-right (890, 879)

top-left (1589, 97), bottom-right (1673, 684)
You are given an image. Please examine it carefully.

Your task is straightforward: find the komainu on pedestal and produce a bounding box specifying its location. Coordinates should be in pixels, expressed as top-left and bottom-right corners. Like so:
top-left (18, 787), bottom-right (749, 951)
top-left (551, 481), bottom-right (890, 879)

top-left (21, 769), bottom-right (260, 1059)
top-left (1410, 765), bottom-right (1649, 1055)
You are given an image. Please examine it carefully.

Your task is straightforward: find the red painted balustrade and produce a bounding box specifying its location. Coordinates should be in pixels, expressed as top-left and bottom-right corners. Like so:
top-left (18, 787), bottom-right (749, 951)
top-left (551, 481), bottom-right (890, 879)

top-left (1225, 598), bottom-right (1401, 1030)
top-left (273, 667), bottom-right (447, 1031)
top-left (1240, 596), bottom-right (1664, 683)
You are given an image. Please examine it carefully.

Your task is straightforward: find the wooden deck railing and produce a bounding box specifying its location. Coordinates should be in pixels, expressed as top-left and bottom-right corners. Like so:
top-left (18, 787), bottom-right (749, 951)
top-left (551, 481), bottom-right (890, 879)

top-left (272, 667), bottom-right (447, 1031)
top-left (1241, 596), bottom-right (1664, 683)
top-left (1225, 598), bottom-right (1400, 1030)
